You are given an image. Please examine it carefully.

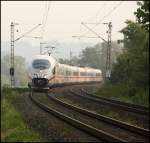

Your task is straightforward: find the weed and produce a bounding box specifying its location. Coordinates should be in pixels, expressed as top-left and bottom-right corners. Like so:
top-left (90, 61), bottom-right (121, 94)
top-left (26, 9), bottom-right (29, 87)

top-left (1, 88), bottom-right (43, 142)
top-left (96, 83), bottom-right (149, 107)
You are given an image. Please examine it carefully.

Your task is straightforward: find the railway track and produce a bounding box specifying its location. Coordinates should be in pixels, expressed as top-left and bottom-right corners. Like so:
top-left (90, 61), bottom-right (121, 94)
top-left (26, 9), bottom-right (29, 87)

top-left (81, 88), bottom-right (149, 113)
top-left (48, 94), bottom-right (149, 137)
top-left (59, 87), bottom-right (149, 129)
top-left (70, 89), bottom-right (149, 118)
top-left (29, 90), bottom-right (149, 142)
top-left (29, 91), bottom-right (125, 142)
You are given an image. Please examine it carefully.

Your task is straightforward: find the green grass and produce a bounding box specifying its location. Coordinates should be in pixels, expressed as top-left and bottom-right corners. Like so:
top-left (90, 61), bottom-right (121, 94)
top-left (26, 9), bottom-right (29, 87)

top-left (95, 82), bottom-right (149, 107)
top-left (1, 87), bottom-right (43, 142)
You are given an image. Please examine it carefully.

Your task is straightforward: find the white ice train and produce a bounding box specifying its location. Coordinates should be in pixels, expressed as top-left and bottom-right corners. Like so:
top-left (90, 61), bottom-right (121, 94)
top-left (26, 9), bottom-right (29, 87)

top-left (27, 55), bottom-right (103, 89)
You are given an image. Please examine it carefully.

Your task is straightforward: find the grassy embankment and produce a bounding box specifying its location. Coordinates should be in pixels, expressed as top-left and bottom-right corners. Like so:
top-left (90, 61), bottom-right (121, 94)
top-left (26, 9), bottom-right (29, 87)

top-left (95, 81), bottom-right (149, 107)
top-left (1, 87), bottom-right (43, 142)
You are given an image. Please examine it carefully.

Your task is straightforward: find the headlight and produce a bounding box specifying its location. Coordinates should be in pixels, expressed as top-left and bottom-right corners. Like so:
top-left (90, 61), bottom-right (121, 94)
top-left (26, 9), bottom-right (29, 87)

top-left (44, 75), bottom-right (47, 78)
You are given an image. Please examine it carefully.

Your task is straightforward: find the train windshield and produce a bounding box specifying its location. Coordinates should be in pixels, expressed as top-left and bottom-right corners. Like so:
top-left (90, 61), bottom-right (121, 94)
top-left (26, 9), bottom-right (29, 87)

top-left (32, 59), bottom-right (50, 69)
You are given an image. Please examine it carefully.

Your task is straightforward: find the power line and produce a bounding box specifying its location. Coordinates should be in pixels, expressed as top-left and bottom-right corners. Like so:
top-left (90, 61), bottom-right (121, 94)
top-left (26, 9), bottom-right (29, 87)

top-left (15, 24), bottom-right (41, 42)
top-left (80, 1), bottom-right (123, 37)
top-left (41, 1), bottom-right (51, 40)
top-left (80, 2), bottom-right (107, 38)
top-left (87, 2), bottom-right (107, 22)
top-left (24, 36), bottom-right (42, 39)
top-left (42, 2), bottom-right (48, 27)
top-left (40, 1), bottom-right (51, 54)
top-left (73, 36), bottom-right (100, 38)
top-left (41, 3), bottom-right (46, 28)
top-left (10, 22), bottom-right (41, 87)
top-left (41, 2), bottom-right (50, 38)
top-left (44, 2), bottom-right (51, 28)
top-left (73, 21), bottom-right (112, 79)
top-left (81, 22), bottom-right (108, 43)
top-left (98, 1), bottom-right (123, 23)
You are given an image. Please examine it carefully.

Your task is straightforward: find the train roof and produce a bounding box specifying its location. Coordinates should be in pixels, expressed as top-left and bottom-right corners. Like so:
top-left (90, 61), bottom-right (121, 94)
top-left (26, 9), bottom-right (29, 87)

top-left (58, 63), bottom-right (102, 73)
top-left (30, 55), bottom-right (102, 73)
top-left (31, 55), bottom-right (55, 61)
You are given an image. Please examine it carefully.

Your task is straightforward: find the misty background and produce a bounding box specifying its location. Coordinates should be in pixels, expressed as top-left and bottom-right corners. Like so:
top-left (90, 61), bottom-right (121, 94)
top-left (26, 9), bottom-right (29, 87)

top-left (1, 1), bottom-right (136, 86)
top-left (1, 39), bottom-right (123, 86)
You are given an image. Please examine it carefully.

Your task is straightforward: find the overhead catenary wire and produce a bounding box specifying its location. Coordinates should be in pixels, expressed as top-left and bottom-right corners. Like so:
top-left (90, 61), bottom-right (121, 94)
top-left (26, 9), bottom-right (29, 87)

top-left (75, 21), bottom-right (99, 50)
top-left (40, 1), bottom-right (51, 55)
top-left (14, 24), bottom-right (42, 42)
top-left (79, 2), bottom-right (107, 40)
top-left (98, 1), bottom-right (123, 23)
top-left (41, 1), bottom-right (51, 41)
top-left (42, 2), bottom-right (48, 27)
top-left (87, 2), bottom-right (107, 22)
top-left (80, 1), bottom-right (124, 37)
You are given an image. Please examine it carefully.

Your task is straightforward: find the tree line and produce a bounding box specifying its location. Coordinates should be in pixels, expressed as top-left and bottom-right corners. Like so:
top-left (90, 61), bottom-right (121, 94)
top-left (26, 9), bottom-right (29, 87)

top-left (110, 1), bottom-right (149, 97)
top-left (2, 1), bottom-right (148, 91)
top-left (1, 41), bottom-right (122, 87)
top-left (59, 41), bottom-right (123, 77)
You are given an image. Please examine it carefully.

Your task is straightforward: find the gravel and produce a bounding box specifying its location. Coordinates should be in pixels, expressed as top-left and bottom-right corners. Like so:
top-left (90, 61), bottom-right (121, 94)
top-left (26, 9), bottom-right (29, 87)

top-left (12, 90), bottom-right (101, 142)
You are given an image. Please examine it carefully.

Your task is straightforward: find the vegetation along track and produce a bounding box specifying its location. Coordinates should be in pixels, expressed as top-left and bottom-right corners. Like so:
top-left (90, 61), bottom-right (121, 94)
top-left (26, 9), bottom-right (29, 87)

top-left (70, 88), bottom-right (149, 118)
top-left (29, 90), bottom-right (149, 142)
top-left (81, 88), bottom-right (149, 115)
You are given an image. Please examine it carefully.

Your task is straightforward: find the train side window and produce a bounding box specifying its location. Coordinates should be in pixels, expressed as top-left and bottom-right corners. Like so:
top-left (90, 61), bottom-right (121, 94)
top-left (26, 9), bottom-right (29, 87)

top-left (73, 72), bottom-right (79, 76)
top-left (66, 71), bottom-right (71, 76)
top-left (58, 68), bottom-right (64, 75)
top-left (80, 72), bottom-right (87, 76)
top-left (87, 73), bottom-right (94, 76)
top-left (89, 72), bottom-right (96, 76)
top-left (61, 70), bottom-right (64, 75)
top-left (96, 73), bottom-right (101, 76)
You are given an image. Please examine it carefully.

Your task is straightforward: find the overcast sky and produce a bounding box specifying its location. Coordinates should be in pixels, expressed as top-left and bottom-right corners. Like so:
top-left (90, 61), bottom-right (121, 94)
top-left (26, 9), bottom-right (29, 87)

top-left (2, 1), bottom-right (138, 45)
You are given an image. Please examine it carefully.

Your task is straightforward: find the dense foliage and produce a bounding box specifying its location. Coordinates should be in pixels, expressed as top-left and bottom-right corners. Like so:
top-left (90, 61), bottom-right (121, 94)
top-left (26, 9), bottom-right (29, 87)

top-left (134, 1), bottom-right (149, 31)
top-left (110, 1), bottom-right (149, 97)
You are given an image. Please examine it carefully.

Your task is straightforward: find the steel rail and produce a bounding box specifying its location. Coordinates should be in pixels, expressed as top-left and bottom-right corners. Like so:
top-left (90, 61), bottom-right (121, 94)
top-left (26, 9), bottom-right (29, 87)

top-left (70, 89), bottom-right (149, 117)
top-left (47, 94), bottom-right (149, 137)
top-left (29, 91), bottom-right (126, 142)
top-left (81, 89), bottom-right (149, 111)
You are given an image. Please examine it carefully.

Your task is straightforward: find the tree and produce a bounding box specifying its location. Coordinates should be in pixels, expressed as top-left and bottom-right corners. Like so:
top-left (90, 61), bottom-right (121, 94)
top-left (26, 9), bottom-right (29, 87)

top-left (78, 42), bottom-right (122, 75)
top-left (78, 45), bottom-right (102, 69)
top-left (134, 1), bottom-right (149, 31)
top-left (58, 58), bottom-right (70, 65)
top-left (110, 1), bottom-right (149, 96)
top-left (58, 42), bottom-right (122, 79)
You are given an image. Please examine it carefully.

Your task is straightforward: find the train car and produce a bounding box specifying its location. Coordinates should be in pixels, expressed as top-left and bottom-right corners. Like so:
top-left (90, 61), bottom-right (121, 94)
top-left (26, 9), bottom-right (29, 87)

top-left (27, 55), bottom-right (103, 89)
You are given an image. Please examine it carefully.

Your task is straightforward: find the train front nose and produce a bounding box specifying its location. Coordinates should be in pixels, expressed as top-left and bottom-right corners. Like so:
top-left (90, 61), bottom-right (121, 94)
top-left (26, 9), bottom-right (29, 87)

top-left (32, 78), bottom-right (49, 87)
